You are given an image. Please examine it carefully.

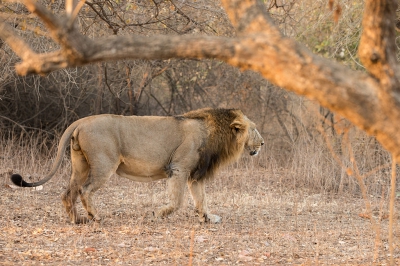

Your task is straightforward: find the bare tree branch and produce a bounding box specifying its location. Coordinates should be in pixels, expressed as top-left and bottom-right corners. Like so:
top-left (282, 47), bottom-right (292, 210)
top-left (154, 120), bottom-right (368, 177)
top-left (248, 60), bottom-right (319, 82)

top-left (0, 21), bottom-right (36, 61)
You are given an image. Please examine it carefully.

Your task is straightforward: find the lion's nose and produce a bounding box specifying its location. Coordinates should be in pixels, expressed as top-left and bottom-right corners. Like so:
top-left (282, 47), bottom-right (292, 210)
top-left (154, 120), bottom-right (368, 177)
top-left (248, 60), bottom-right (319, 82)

top-left (250, 150), bottom-right (257, 156)
top-left (261, 142), bottom-right (264, 146)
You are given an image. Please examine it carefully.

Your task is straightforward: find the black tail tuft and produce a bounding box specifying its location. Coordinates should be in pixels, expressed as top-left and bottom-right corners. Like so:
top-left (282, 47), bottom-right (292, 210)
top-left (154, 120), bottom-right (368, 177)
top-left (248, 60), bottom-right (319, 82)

top-left (11, 174), bottom-right (27, 187)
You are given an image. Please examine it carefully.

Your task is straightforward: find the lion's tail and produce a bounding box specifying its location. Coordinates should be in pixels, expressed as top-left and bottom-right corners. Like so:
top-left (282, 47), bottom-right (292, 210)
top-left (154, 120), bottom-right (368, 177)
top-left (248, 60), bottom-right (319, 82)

top-left (10, 121), bottom-right (80, 187)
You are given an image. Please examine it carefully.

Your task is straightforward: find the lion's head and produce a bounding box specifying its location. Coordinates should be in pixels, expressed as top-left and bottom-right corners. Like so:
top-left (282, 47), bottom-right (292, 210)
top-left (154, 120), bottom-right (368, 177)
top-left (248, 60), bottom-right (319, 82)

top-left (184, 108), bottom-right (264, 181)
top-left (229, 112), bottom-right (264, 156)
top-left (243, 119), bottom-right (264, 156)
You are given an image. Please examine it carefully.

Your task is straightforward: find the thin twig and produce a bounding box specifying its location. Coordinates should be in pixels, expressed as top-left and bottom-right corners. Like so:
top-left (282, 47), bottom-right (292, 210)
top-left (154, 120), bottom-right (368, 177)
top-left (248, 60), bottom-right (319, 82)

top-left (188, 228), bottom-right (195, 266)
top-left (389, 158), bottom-right (396, 266)
top-left (68, 0), bottom-right (86, 28)
top-left (319, 124), bottom-right (383, 260)
top-left (0, 115), bottom-right (27, 133)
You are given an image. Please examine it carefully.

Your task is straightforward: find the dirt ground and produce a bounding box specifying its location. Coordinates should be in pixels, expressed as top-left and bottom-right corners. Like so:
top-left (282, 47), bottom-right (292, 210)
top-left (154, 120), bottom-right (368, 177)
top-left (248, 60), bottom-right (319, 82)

top-left (1, 167), bottom-right (399, 265)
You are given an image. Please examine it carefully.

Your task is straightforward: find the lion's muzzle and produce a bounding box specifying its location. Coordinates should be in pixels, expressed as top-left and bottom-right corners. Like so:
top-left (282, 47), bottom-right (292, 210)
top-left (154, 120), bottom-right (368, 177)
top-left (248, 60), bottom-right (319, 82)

top-left (250, 150), bottom-right (258, 156)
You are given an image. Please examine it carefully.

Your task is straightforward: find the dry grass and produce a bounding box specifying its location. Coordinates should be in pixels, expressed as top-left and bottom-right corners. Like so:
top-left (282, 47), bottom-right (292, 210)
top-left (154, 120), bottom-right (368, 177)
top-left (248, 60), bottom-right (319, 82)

top-left (1, 133), bottom-right (399, 265)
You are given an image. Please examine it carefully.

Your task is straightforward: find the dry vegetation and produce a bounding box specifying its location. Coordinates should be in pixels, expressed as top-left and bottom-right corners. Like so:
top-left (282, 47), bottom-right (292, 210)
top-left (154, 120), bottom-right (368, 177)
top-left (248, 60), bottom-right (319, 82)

top-left (1, 0), bottom-right (400, 264)
top-left (1, 127), bottom-right (399, 265)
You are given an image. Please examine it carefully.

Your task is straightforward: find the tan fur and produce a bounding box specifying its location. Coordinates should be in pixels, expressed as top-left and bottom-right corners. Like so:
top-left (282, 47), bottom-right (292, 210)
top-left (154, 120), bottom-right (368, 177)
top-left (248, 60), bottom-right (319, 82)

top-left (11, 108), bottom-right (264, 224)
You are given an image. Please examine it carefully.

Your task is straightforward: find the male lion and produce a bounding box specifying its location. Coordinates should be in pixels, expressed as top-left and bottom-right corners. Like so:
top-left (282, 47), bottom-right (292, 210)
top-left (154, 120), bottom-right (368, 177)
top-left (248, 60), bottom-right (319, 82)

top-left (11, 108), bottom-right (264, 224)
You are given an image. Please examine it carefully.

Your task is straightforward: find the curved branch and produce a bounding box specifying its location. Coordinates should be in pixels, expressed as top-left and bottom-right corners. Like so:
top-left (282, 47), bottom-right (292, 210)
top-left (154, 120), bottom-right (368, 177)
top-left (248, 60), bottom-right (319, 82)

top-left (0, 21), bottom-right (36, 61)
top-left (22, 0), bottom-right (92, 61)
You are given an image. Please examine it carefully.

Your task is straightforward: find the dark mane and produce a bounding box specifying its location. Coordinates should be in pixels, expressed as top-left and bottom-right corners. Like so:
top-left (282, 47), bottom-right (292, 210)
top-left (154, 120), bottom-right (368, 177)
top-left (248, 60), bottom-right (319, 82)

top-left (183, 108), bottom-right (247, 181)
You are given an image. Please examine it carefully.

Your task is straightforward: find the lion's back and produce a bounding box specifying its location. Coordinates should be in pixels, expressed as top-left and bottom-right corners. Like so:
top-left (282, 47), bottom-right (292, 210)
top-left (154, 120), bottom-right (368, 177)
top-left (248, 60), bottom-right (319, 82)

top-left (73, 114), bottom-right (205, 161)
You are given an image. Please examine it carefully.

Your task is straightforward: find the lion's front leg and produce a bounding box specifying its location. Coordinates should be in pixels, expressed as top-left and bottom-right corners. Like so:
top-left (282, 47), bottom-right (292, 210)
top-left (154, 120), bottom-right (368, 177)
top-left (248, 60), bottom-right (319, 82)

top-left (188, 179), bottom-right (221, 224)
top-left (155, 172), bottom-right (187, 218)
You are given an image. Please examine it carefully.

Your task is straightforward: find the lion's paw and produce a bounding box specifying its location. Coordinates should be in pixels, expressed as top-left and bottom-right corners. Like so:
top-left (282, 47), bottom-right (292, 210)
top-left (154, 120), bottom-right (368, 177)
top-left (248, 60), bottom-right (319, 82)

top-left (206, 214), bottom-right (222, 224)
top-left (72, 216), bottom-right (90, 224)
top-left (150, 211), bottom-right (164, 222)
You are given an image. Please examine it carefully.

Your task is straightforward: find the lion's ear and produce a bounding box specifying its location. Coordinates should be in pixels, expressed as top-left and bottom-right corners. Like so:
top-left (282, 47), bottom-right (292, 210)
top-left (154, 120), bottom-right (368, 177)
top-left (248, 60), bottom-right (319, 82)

top-left (230, 120), bottom-right (245, 135)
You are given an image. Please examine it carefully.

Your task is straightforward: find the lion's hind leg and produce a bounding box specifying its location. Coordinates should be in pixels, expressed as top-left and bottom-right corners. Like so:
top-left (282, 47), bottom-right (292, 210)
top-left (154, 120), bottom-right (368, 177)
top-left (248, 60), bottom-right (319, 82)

top-left (62, 186), bottom-right (89, 224)
top-left (79, 162), bottom-right (116, 223)
top-left (61, 150), bottom-right (90, 224)
top-left (188, 179), bottom-right (221, 224)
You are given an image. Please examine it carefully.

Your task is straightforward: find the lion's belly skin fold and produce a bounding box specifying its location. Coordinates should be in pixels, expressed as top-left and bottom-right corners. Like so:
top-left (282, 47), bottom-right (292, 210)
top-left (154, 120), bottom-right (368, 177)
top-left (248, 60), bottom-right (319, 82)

top-left (116, 160), bottom-right (168, 182)
top-left (115, 172), bottom-right (167, 182)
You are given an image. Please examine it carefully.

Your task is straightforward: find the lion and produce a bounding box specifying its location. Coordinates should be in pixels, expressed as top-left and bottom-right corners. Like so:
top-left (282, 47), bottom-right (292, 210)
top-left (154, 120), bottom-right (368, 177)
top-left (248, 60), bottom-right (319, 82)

top-left (11, 108), bottom-right (264, 224)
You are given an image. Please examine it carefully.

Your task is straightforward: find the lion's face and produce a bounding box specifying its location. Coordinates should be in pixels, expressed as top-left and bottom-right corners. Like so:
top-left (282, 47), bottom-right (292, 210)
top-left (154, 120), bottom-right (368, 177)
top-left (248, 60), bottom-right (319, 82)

top-left (245, 123), bottom-right (264, 156)
top-left (230, 114), bottom-right (264, 157)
